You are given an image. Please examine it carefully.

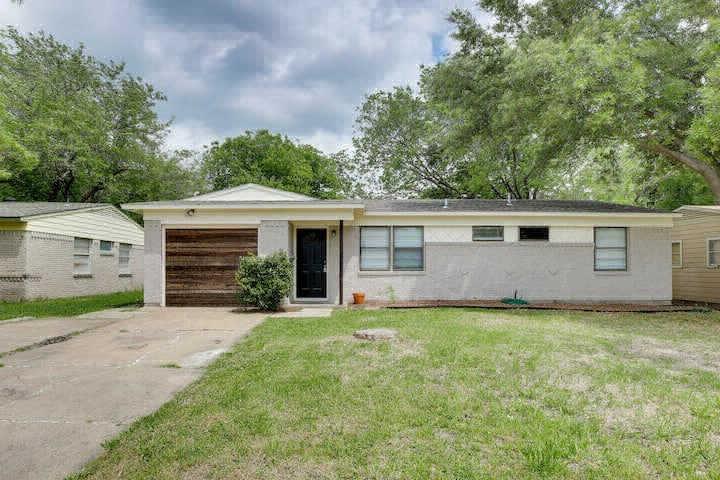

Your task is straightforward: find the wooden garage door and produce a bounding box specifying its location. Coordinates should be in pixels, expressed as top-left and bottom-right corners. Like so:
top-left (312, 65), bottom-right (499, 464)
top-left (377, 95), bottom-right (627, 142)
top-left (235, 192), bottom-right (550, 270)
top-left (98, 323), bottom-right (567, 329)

top-left (165, 229), bottom-right (258, 306)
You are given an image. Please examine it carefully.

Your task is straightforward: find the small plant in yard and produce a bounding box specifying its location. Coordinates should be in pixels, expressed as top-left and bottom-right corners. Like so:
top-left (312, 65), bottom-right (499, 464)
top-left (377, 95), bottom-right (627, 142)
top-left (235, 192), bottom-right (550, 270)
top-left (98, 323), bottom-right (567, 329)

top-left (235, 252), bottom-right (294, 311)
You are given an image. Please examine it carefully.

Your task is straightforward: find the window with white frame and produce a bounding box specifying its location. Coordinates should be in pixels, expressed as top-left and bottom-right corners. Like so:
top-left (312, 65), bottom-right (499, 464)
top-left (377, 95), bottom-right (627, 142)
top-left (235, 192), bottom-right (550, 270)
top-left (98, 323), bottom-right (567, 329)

top-left (360, 227), bottom-right (390, 270)
top-left (671, 241), bottom-right (682, 268)
top-left (708, 238), bottom-right (720, 267)
top-left (473, 226), bottom-right (504, 241)
top-left (73, 237), bottom-right (91, 275)
top-left (360, 226), bottom-right (424, 271)
top-left (100, 240), bottom-right (113, 255)
top-left (119, 243), bottom-right (131, 275)
top-left (393, 227), bottom-right (424, 271)
top-left (594, 227), bottom-right (627, 271)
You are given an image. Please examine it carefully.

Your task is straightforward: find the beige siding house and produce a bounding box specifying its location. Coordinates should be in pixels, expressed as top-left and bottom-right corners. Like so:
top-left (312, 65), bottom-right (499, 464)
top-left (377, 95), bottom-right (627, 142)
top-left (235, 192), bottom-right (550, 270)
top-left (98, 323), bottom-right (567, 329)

top-left (672, 206), bottom-right (720, 304)
top-left (0, 202), bottom-right (144, 301)
top-left (124, 184), bottom-right (675, 307)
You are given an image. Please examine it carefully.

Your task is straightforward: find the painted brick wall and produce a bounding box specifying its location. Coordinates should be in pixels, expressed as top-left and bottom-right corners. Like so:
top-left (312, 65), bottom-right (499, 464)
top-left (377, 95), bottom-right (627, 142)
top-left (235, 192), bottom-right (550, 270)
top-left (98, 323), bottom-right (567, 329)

top-left (1, 232), bottom-right (144, 301)
top-left (143, 220), bottom-right (162, 305)
top-left (258, 220), bottom-right (290, 256)
top-left (0, 231), bottom-right (30, 300)
top-left (342, 226), bottom-right (671, 304)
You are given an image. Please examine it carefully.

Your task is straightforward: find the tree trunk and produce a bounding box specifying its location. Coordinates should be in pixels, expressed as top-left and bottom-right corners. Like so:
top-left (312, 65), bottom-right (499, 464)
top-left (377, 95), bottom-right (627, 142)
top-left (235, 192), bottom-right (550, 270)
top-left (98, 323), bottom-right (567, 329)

top-left (644, 143), bottom-right (720, 204)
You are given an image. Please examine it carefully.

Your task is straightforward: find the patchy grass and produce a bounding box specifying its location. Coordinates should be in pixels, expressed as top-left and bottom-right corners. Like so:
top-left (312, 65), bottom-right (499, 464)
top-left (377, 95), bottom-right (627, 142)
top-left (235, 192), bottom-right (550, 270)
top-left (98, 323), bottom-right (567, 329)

top-left (159, 363), bottom-right (182, 369)
top-left (0, 290), bottom-right (142, 321)
top-left (72, 308), bottom-right (720, 479)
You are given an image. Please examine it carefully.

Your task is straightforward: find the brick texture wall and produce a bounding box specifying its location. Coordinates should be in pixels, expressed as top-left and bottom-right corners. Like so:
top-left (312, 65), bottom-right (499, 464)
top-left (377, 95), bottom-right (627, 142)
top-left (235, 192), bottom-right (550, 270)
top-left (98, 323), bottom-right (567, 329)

top-left (0, 231), bottom-right (143, 301)
top-left (342, 226), bottom-right (672, 304)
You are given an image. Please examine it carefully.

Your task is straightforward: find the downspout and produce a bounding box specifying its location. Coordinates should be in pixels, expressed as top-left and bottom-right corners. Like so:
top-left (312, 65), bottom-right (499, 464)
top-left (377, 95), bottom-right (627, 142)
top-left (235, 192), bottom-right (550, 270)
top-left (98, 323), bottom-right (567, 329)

top-left (339, 219), bottom-right (344, 305)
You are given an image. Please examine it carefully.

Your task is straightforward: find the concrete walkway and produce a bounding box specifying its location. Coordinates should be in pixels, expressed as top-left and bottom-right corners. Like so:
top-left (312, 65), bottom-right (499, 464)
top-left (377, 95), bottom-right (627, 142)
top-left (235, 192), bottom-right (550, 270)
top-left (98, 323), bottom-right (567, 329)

top-left (0, 307), bottom-right (265, 480)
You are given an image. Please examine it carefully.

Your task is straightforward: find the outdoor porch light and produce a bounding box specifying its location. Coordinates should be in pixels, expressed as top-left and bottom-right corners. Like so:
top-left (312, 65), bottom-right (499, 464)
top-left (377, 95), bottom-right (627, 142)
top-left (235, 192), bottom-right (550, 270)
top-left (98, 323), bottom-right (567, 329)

top-left (331, 229), bottom-right (337, 238)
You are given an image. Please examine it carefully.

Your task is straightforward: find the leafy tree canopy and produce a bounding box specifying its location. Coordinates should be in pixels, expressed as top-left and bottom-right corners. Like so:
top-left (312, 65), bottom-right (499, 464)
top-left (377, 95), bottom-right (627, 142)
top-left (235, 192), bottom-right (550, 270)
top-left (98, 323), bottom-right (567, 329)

top-left (0, 27), bottom-right (198, 203)
top-left (199, 130), bottom-right (346, 199)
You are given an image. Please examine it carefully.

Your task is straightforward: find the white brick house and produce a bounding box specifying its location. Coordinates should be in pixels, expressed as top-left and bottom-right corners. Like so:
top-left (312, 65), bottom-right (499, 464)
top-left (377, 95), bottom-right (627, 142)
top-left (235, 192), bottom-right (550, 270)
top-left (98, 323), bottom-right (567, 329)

top-left (0, 202), bottom-right (144, 301)
top-left (123, 184), bottom-right (676, 307)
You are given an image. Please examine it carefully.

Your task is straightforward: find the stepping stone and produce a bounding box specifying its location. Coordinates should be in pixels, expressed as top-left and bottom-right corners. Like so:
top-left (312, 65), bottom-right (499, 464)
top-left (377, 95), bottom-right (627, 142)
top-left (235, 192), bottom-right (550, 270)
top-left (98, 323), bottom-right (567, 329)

top-left (353, 328), bottom-right (397, 340)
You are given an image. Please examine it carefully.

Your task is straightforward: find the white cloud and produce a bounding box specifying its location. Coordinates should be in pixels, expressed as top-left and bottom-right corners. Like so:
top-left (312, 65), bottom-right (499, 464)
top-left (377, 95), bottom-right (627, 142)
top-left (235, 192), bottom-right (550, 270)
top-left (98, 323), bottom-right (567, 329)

top-left (1, 0), bottom-right (489, 154)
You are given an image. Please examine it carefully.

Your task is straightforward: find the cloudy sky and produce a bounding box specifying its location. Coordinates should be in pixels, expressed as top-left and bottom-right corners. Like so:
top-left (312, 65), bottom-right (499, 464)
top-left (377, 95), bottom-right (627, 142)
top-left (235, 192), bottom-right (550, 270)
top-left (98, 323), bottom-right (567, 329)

top-left (1, 0), bottom-right (486, 154)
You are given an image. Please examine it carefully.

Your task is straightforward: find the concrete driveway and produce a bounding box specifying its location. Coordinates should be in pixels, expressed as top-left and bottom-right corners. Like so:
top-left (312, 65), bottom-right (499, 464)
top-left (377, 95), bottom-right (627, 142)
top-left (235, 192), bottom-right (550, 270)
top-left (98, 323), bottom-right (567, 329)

top-left (0, 307), bottom-right (265, 480)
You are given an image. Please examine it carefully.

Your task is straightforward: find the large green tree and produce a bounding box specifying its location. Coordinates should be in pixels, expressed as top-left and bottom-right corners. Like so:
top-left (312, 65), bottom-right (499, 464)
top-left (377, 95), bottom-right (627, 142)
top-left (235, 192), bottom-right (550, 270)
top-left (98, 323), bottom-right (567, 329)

top-left (199, 130), bottom-right (345, 199)
top-left (430, 0), bottom-right (720, 204)
top-left (0, 27), bottom-right (197, 203)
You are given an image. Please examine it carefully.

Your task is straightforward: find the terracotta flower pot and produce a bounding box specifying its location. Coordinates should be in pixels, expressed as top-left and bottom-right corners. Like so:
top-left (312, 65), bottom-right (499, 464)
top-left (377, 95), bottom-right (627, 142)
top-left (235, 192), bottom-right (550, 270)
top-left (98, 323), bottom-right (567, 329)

top-left (352, 292), bottom-right (366, 305)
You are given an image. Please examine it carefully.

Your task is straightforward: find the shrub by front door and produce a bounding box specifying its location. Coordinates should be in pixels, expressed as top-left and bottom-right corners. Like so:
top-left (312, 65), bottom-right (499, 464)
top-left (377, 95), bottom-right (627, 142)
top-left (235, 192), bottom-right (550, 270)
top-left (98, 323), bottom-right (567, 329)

top-left (296, 229), bottom-right (327, 298)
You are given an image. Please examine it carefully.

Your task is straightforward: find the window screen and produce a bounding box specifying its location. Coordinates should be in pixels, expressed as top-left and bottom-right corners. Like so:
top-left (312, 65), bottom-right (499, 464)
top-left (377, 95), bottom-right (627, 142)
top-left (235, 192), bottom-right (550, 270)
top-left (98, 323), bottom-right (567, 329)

top-left (473, 226), bottom-right (504, 241)
top-left (709, 239), bottom-right (720, 267)
top-left (360, 227), bottom-right (390, 270)
top-left (119, 243), bottom-right (131, 274)
top-left (671, 241), bottom-right (682, 267)
top-left (73, 237), bottom-right (91, 275)
top-left (519, 226), bottom-right (549, 241)
top-left (595, 227), bottom-right (627, 271)
top-left (393, 227), bottom-right (424, 271)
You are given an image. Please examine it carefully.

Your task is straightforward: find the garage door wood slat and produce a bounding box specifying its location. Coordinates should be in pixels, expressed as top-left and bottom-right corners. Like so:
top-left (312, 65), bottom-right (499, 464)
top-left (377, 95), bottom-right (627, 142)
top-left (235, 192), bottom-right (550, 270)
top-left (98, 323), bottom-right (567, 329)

top-left (165, 229), bottom-right (257, 306)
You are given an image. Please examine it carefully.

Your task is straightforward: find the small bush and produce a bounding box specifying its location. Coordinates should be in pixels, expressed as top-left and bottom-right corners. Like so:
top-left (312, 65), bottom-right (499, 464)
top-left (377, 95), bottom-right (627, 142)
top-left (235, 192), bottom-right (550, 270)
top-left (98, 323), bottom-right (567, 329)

top-left (235, 252), bottom-right (294, 311)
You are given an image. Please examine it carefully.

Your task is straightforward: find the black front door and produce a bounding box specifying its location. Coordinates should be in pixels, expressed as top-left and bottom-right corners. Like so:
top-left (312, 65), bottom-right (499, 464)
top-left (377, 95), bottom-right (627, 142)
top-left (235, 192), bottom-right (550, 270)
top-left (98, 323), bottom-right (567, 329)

top-left (297, 229), bottom-right (327, 298)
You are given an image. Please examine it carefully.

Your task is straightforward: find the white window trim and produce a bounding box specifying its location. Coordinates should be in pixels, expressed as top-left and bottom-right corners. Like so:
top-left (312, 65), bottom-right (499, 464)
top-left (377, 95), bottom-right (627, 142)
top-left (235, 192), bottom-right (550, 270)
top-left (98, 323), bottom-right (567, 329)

top-left (594, 227), bottom-right (628, 272)
top-left (73, 237), bottom-right (92, 276)
top-left (100, 240), bottom-right (114, 256)
top-left (359, 226), bottom-right (425, 272)
top-left (472, 226), bottom-right (504, 242)
top-left (708, 237), bottom-right (720, 268)
top-left (671, 240), bottom-right (682, 268)
top-left (119, 243), bottom-right (131, 275)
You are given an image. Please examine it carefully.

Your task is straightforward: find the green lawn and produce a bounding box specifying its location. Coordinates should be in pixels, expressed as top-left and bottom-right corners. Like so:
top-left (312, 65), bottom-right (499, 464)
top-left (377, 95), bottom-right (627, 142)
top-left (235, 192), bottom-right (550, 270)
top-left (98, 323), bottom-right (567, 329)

top-left (72, 308), bottom-right (720, 479)
top-left (0, 290), bottom-right (142, 321)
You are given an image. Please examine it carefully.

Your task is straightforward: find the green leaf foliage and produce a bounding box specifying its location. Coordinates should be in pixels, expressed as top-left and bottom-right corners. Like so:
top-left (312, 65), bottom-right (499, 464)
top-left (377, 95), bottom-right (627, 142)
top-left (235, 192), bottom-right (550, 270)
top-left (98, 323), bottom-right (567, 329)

top-left (200, 130), bottom-right (345, 199)
top-left (235, 252), bottom-right (294, 312)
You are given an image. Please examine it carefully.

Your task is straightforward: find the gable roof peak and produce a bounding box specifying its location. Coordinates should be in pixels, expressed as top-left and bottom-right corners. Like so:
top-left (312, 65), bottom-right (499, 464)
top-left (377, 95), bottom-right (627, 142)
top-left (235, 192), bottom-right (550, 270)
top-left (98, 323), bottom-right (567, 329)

top-left (185, 183), bottom-right (315, 202)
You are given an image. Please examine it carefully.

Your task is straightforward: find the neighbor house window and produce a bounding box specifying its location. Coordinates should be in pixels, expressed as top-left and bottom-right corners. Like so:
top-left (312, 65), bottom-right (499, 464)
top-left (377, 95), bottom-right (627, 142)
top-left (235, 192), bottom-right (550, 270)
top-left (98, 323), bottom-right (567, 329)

top-left (73, 237), bottom-right (91, 275)
top-left (100, 240), bottom-right (113, 255)
top-left (393, 227), bottom-right (424, 271)
top-left (473, 226), bottom-right (504, 241)
top-left (519, 226), bottom-right (549, 241)
top-left (671, 241), bottom-right (682, 268)
top-left (360, 227), bottom-right (390, 270)
top-left (594, 227), bottom-right (627, 271)
top-left (119, 243), bottom-right (131, 275)
top-left (708, 238), bottom-right (720, 267)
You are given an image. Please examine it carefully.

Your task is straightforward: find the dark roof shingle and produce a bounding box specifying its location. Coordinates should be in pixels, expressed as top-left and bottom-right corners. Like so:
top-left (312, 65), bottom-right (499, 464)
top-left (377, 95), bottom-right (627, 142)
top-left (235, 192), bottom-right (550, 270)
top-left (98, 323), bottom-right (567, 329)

top-left (0, 202), bottom-right (107, 219)
top-left (363, 199), bottom-right (665, 214)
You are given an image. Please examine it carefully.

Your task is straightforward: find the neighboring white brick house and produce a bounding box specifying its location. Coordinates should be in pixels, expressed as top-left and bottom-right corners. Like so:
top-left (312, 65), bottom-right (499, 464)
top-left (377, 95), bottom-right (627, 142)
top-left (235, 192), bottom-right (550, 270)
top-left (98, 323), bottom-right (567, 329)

top-left (0, 202), bottom-right (144, 301)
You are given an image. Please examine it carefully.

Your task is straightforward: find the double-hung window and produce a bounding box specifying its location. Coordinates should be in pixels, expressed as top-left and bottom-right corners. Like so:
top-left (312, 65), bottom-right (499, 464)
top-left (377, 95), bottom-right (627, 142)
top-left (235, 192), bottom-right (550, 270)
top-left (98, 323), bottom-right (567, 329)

top-left (671, 241), bottom-right (682, 268)
top-left (594, 227), bottom-right (627, 271)
top-left (360, 226), bottom-right (424, 271)
top-left (393, 227), bottom-right (424, 271)
top-left (73, 237), bottom-right (92, 275)
top-left (708, 238), bottom-right (720, 267)
top-left (119, 243), bottom-right (131, 275)
top-left (360, 227), bottom-right (391, 270)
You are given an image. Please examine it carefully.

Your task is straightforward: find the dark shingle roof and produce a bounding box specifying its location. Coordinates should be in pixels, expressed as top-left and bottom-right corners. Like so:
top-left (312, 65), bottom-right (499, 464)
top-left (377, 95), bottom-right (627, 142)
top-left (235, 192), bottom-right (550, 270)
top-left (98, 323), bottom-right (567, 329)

top-left (363, 199), bottom-right (666, 214)
top-left (0, 202), bottom-right (107, 219)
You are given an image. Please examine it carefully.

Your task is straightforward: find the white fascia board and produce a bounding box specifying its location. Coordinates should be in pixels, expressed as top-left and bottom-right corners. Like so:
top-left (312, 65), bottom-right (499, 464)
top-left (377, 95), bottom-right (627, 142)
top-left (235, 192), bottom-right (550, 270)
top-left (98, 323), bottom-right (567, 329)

top-left (121, 201), bottom-right (362, 211)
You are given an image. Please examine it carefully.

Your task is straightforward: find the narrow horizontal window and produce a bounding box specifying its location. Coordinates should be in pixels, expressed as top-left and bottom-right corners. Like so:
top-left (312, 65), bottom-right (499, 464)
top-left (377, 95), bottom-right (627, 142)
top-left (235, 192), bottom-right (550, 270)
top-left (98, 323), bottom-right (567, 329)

top-left (595, 227), bottom-right (627, 271)
top-left (671, 241), bottom-right (682, 268)
top-left (473, 226), bottom-right (504, 241)
top-left (393, 227), bottom-right (424, 271)
top-left (119, 243), bottom-right (131, 275)
top-left (360, 227), bottom-right (390, 270)
top-left (73, 237), bottom-right (91, 275)
top-left (519, 226), bottom-right (549, 241)
top-left (709, 239), bottom-right (720, 267)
